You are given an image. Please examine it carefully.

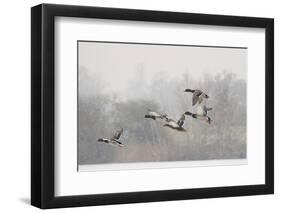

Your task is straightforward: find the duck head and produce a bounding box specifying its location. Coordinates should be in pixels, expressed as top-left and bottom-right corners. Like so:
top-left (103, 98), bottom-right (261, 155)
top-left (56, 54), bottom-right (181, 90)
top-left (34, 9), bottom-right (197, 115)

top-left (184, 89), bottom-right (194, 92)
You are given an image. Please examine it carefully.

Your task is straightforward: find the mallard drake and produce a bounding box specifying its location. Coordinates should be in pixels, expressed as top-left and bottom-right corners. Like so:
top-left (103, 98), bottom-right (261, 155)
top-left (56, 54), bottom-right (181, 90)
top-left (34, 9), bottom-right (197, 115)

top-left (185, 109), bottom-right (212, 124)
top-left (184, 89), bottom-right (209, 106)
top-left (98, 128), bottom-right (124, 147)
top-left (144, 110), bottom-right (166, 120)
top-left (163, 114), bottom-right (186, 131)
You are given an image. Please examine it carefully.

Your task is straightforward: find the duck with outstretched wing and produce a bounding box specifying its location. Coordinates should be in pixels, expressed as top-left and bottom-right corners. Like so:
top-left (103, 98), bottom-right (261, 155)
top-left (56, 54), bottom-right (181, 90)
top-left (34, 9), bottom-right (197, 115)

top-left (98, 128), bottom-right (124, 147)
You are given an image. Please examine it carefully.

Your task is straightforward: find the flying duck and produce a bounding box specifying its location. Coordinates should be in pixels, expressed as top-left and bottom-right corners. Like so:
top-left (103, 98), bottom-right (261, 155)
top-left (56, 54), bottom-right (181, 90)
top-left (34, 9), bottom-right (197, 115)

top-left (144, 110), bottom-right (166, 120)
top-left (185, 105), bottom-right (212, 124)
top-left (163, 114), bottom-right (186, 131)
top-left (184, 89), bottom-right (209, 106)
top-left (98, 128), bottom-right (124, 147)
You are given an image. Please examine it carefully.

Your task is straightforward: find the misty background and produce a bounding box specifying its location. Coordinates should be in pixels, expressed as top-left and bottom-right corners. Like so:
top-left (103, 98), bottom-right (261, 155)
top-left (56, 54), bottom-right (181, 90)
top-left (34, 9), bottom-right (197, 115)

top-left (78, 41), bottom-right (247, 165)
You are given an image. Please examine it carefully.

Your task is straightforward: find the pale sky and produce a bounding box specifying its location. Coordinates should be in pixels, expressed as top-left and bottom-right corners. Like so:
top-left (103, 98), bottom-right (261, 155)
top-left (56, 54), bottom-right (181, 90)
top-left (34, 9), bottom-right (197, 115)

top-left (78, 41), bottom-right (247, 96)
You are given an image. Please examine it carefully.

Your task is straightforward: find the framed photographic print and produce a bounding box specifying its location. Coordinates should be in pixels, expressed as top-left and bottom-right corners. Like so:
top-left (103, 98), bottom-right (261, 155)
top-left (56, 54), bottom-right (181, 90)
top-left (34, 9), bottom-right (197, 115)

top-left (31, 3), bottom-right (274, 209)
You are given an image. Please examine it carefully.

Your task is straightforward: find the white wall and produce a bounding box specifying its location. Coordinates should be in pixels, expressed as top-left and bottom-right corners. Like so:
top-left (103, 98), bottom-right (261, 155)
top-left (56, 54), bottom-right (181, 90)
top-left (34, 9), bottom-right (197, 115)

top-left (0, 0), bottom-right (279, 212)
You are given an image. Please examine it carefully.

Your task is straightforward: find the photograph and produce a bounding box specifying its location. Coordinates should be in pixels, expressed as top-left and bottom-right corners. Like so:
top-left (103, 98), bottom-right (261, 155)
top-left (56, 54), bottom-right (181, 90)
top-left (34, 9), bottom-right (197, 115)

top-left (30, 3), bottom-right (274, 209)
top-left (77, 41), bottom-right (247, 171)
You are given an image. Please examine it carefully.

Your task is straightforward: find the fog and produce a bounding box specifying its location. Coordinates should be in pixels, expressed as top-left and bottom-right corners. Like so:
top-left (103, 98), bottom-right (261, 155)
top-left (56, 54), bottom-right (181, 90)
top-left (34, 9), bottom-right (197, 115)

top-left (78, 42), bottom-right (247, 165)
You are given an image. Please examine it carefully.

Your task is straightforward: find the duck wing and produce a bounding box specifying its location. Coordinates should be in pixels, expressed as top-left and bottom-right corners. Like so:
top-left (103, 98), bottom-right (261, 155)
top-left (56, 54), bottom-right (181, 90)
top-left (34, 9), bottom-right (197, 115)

top-left (198, 96), bottom-right (204, 104)
top-left (177, 120), bottom-right (184, 128)
top-left (201, 105), bottom-right (211, 115)
top-left (177, 115), bottom-right (185, 128)
top-left (112, 128), bottom-right (123, 140)
top-left (192, 90), bottom-right (202, 106)
top-left (198, 92), bottom-right (209, 104)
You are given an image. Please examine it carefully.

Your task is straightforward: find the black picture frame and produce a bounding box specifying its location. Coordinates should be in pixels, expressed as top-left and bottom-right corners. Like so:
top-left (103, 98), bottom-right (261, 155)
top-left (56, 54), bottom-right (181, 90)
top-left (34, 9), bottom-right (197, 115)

top-left (31, 3), bottom-right (274, 209)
